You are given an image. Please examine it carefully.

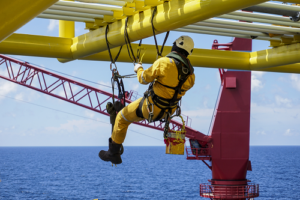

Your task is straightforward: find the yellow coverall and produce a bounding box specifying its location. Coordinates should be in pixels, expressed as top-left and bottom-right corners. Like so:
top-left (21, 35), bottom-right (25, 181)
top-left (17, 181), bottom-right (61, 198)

top-left (111, 57), bottom-right (195, 144)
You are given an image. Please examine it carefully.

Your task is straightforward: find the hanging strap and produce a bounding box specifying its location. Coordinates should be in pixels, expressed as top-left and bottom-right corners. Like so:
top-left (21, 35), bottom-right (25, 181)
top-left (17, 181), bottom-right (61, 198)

top-left (105, 25), bottom-right (123, 66)
top-left (124, 17), bottom-right (137, 64)
top-left (151, 6), bottom-right (170, 58)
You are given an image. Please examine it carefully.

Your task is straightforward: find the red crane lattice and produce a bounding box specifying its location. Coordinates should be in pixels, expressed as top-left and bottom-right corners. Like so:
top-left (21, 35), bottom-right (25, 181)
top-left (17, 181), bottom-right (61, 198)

top-left (0, 54), bottom-right (209, 141)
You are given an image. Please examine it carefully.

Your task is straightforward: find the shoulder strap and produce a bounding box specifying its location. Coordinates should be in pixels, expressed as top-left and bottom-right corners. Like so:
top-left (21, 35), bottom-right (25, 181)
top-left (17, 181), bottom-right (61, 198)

top-left (166, 52), bottom-right (194, 75)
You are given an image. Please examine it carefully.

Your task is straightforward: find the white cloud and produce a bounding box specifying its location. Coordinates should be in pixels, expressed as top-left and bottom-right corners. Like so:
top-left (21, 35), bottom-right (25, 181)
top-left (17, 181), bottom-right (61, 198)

top-left (85, 110), bottom-right (95, 118)
top-left (283, 129), bottom-right (299, 136)
top-left (203, 98), bottom-right (209, 108)
top-left (204, 84), bottom-right (211, 90)
top-left (275, 95), bottom-right (291, 107)
top-left (256, 131), bottom-right (266, 135)
top-left (45, 119), bottom-right (109, 134)
top-left (98, 81), bottom-right (111, 91)
top-left (131, 83), bottom-right (139, 91)
top-left (15, 93), bottom-right (24, 101)
top-left (251, 71), bottom-right (265, 91)
top-left (290, 74), bottom-right (300, 91)
top-left (183, 108), bottom-right (214, 118)
top-left (48, 20), bottom-right (59, 31)
top-left (0, 81), bottom-right (17, 100)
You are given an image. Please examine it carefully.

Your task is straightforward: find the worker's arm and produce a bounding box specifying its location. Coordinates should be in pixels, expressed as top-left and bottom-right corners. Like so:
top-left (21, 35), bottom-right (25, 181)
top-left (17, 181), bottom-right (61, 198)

top-left (136, 59), bottom-right (162, 85)
top-left (185, 73), bottom-right (195, 91)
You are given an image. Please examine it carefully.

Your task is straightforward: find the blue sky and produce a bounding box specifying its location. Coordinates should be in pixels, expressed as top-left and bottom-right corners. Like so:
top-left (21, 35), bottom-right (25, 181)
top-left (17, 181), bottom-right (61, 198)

top-left (0, 17), bottom-right (299, 146)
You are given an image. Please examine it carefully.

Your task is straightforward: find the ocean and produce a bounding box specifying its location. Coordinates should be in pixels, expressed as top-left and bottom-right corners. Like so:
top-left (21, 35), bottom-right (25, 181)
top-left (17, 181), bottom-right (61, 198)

top-left (0, 146), bottom-right (299, 199)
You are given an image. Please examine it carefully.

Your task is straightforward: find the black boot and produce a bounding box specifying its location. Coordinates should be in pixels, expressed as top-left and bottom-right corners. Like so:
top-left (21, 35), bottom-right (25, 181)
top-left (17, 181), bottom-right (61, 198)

top-left (99, 138), bottom-right (123, 164)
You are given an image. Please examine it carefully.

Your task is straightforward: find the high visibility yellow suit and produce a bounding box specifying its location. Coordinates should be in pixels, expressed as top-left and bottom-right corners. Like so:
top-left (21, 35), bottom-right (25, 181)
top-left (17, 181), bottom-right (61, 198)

top-left (111, 57), bottom-right (195, 144)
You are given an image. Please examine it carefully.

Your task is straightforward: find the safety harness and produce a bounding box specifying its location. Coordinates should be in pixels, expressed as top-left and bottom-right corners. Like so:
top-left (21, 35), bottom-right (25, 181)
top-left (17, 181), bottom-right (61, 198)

top-left (136, 51), bottom-right (194, 122)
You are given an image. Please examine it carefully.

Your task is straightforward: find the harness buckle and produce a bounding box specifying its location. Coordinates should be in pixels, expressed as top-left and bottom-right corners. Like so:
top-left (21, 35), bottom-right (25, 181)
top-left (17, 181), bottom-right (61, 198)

top-left (147, 102), bottom-right (154, 123)
top-left (145, 91), bottom-right (155, 123)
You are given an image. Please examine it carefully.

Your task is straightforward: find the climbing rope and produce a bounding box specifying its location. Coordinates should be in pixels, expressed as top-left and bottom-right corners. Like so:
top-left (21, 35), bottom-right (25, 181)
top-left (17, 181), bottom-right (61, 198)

top-left (105, 25), bottom-right (126, 106)
top-left (105, 25), bottom-right (122, 70)
top-left (124, 17), bottom-right (137, 64)
top-left (151, 6), bottom-right (170, 58)
top-left (136, 39), bottom-right (147, 63)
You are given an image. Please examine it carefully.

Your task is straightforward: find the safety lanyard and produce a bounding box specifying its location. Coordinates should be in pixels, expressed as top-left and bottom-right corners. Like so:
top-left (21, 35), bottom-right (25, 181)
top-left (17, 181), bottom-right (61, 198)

top-left (105, 25), bottom-right (126, 106)
top-left (151, 6), bottom-right (170, 58)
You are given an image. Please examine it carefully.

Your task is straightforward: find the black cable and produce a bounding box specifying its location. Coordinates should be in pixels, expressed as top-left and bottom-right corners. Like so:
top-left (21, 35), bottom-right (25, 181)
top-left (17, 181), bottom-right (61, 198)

top-left (136, 39), bottom-right (143, 62)
top-left (105, 25), bottom-right (123, 64)
top-left (0, 94), bottom-right (162, 142)
top-left (124, 17), bottom-right (137, 63)
top-left (151, 6), bottom-right (170, 57)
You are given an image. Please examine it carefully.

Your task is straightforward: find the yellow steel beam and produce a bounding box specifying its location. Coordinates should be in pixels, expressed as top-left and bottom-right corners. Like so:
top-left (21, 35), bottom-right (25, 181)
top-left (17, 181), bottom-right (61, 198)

top-left (59, 0), bottom-right (75, 38)
top-left (0, 34), bottom-right (248, 69)
top-left (2, 33), bottom-right (300, 74)
top-left (59, 20), bottom-right (75, 38)
top-left (65, 0), bottom-right (268, 62)
top-left (250, 43), bottom-right (300, 70)
top-left (0, 34), bottom-right (73, 59)
top-left (0, 0), bottom-right (58, 42)
top-left (286, 1), bottom-right (300, 4)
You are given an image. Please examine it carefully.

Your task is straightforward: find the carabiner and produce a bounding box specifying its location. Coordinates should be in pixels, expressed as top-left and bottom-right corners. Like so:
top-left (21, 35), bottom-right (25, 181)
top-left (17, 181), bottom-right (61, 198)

top-left (110, 63), bottom-right (117, 71)
top-left (145, 96), bottom-right (154, 123)
top-left (148, 103), bottom-right (154, 123)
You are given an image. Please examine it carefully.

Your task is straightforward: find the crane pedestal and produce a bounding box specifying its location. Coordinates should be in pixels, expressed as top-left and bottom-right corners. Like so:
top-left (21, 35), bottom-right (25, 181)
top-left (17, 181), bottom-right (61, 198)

top-left (186, 38), bottom-right (259, 199)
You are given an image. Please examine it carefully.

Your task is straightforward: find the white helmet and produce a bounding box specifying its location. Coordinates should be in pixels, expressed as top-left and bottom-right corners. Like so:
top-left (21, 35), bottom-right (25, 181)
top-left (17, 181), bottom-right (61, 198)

top-left (175, 35), bottom-right (194, 55)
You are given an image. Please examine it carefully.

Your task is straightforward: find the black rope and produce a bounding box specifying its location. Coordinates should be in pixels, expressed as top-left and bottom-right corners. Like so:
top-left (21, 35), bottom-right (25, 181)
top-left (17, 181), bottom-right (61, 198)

top-left (105, 25), bottom-right (123, 64)
top-left (105, 25), bottom-right (126, 106)
top-left (124, 17), bottom-right (137, 63)
top-left (151, 6), bottom-right (170, 57)
top-left (136, 39), bottom-right (143, 63)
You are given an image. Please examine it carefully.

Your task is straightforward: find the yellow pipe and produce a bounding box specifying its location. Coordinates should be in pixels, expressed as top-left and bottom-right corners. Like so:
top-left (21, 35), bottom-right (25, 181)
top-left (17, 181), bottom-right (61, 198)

top-left (59, 0), bottom-right (75, 38)
top-left (287, 1), bottom-right (300, 4)
top-left (250, 43), bottom-right (300, 69)
top-left (67, 0), bottom-right (267, 61)
top-left (0, 34), bottom-right (73, 59)
top-left (0, 0), bottom-right (58, 42)
top-left (3, 33), bottom-right (300, 74)
top-left (0, 33), bottom-right (249, 69)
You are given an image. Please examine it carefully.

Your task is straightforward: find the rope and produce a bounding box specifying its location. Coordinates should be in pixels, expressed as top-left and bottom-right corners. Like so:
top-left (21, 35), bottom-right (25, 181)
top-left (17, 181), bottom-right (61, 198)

top-left (151, 6), bottom-right (170, 58)
top-left (105, 25), bottom-right (123, 67)
top-left (124, 17), bottom-right (137, 64)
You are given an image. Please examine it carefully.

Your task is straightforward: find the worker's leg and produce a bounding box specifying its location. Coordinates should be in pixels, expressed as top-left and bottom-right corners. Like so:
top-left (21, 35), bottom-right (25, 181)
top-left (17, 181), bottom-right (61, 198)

top-left (99, 98), bottom-right (143, 164)
top-left (111, 96), bottom-right (177, 144)
top-left (99, 96), bottom-right (176, 164)
top-left (111, 98), bottom-right (143, 144)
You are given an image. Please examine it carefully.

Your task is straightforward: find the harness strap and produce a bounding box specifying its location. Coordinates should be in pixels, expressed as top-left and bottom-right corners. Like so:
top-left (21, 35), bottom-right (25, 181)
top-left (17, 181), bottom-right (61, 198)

top-left (150, 89), bottom-right (180, 108)
top-left (136, 95), bottom-right (146, 118)
top-left (154, 109), bottom-right (166, 121)
top-left (135, 94), bottom-right (170, 122)
top-left (155, 81), bottom-right (187, 93)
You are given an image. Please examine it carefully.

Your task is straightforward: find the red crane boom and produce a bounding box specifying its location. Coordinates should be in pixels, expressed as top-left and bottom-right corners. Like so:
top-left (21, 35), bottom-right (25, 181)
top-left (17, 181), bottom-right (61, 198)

top-left (0, 54), bottom-right (209, 142)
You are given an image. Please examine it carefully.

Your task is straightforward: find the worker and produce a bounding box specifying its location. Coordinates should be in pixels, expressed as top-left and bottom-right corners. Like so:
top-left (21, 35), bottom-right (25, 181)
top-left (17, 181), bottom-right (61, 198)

top-left (99, 36), bottom-right (196, 165)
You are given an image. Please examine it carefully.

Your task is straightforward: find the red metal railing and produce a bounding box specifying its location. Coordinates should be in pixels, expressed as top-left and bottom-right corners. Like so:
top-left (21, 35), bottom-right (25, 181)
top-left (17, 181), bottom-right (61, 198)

top-left (200, 184), bottom-right (259, 199)
top-left (0, 54), bottom-right (209, 140)
top-left (186, 148), bottom-right (211, 160)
